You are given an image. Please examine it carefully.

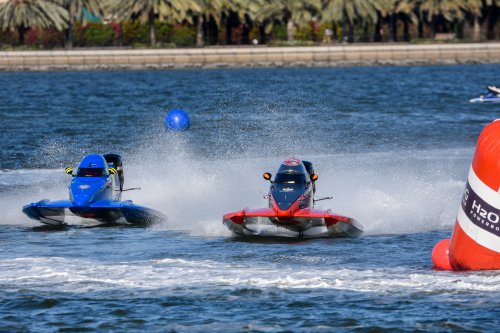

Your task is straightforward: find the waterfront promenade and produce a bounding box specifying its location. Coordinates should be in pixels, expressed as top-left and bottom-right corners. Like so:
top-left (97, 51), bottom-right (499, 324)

top-left (0, 43), bottom-right (499, 70)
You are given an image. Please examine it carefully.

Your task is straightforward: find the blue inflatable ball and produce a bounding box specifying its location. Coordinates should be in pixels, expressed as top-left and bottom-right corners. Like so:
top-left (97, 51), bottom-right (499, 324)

top-left (165, 109), bottom-right (190, 131)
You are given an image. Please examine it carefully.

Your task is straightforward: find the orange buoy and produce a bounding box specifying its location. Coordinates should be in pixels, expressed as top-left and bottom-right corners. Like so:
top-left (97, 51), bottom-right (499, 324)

top-left (432, 238), bottom-right (452, 270)
top-left (434, 120), bottom-right (500, 270)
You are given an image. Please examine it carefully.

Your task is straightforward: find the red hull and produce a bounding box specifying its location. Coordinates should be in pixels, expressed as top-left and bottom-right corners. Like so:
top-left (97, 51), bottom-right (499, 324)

top-left (223, 208), bottom-right (363, 238)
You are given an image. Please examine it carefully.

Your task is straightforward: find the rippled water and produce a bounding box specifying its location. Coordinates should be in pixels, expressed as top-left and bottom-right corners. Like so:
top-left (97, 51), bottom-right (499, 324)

top-left (1, 65), bottom-right (499, 332)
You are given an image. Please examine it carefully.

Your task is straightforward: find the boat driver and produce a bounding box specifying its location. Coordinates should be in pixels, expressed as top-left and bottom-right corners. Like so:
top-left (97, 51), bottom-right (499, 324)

top-left (487, 85), bottom-right (500, 95)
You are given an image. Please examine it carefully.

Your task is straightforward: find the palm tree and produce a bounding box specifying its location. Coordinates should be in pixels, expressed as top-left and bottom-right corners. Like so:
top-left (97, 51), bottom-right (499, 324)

top-left (246, 0), bottom-right (279, 43)
top-left (230, 0), bottom-right (262, 44)
top-left (464, 0), bottom-right (483, 41)
top-left (418, 0), bottom-right (467, 37)
top-left (195, 0), bottom-right (225, 46)
top-left (64, 0), bottom-right (104, 49)
top-left (321, 0), bottom-right (379, 43)
top-left (0, 0), bottom-right (68, 45)
top-left (379, 0), bottom-right (417, 42)
top-left (194, 0), bottom-right (254, 45)
top-left (485, 0), bottom-right (499, 39)
top-left (257, 0), bottom-right (322, 42)
top-left (108, 0), bottom-right (200, 46)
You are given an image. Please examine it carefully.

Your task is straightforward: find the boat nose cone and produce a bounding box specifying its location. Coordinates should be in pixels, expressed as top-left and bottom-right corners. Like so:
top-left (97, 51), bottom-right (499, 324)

top-left (73, 195), bottom-right (88, 207)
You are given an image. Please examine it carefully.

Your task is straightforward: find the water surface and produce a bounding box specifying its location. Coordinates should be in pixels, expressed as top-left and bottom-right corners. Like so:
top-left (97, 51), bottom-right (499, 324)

top-left (0, 65), bottom-right (499, 332)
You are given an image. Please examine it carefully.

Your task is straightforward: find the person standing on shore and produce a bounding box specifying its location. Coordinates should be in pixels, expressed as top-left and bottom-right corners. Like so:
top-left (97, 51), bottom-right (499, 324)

top-left (323, 28), bottom-right (332, 44)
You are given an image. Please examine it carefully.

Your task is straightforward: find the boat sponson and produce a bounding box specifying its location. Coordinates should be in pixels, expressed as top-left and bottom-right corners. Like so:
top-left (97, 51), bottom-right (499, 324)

top-left (223, 208), bottom-right (363, 237)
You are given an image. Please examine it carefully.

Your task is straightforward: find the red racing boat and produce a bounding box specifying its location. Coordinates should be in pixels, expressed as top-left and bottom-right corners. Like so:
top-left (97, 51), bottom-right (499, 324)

top-left (223, 158), bottom-right (363, 238)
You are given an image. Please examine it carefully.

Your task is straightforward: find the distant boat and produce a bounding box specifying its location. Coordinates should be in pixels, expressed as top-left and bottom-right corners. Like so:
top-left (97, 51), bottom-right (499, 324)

top-left (470, 86), bottom-right (500, 103)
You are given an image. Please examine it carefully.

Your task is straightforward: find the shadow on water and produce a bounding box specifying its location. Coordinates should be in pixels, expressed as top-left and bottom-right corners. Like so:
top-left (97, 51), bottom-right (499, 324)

top-left (30, 224), bottom-right (70, 232)
top-left (226, 235), bottom-right (356, 245)
top-left (29, 222), bottom-right (153, 232)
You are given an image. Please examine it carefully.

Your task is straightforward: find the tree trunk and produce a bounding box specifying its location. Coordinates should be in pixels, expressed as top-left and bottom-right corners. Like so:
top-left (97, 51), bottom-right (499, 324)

top-left (332, 22), bottom-right (337, 42)
top-left (472, 15), bottom-right (480, 41)
top-left (148, 9), bottom-right (156, 46)
top-left (287, 19), bottom-right (294, 42)
top-left (18, 25), bottom-right (27, 45)
top-left (65, 21), bottom-right (73, 49)
top-left (206, 15), bottom-right (212, 44)
top-left (118, 22), bottom-right (123, 47)
top-left (259, 24), bottom-right (266, 44)
top-left (242, 22), bottom-right (250, 45)
top-left (65, 1), bottom-right (73, 49)
top-left (389, 12), bottom-right (395, 42)
top-left (342, 5), bottom-right (348, 43)
top-left (226, 19), bottom-right (231, 45)
top-left (362, 24), bottom-right (368, 42)
top-left (403, 21), bottom-right (410, 41)
top-left (393, 13), bottom-right (398, 42)
top-left (487, 4), bottom-right (497, 40)
top-left (348, 23), bottom-right (354, 43)
top-left (374, 14), bottom-right (382, 42)
top-left (196, 15), bottom-right (204, 47)
top-left (211, 16), bottom-right (218, 44)
top-left (456, 20), bottom-right (464, 39)
top-left (417, 14), bottom-right (423, 38)
top-left (220, 12), bottom-right (226, 44)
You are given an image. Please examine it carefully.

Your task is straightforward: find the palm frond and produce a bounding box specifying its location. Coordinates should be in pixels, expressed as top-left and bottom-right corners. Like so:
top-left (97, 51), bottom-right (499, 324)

top-left (0, 0), bottom-right (69, 31)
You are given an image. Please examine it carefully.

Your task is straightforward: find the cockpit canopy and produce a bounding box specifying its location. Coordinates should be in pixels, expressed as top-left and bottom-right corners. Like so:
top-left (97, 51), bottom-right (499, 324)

top-left (274, 158), bottom-right (309, 185)
top-left (76, 168), bottom-right (107, 177)
top-left (76, 155), bottom-right (108, 178)
top-left (275, 172), bottom-right (307, 185)
top-left (271, 158), bottom-right (310, 211)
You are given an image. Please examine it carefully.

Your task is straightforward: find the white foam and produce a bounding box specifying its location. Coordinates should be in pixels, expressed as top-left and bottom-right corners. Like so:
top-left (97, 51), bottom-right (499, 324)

top-left (1, 256), bottom-right (497, 294)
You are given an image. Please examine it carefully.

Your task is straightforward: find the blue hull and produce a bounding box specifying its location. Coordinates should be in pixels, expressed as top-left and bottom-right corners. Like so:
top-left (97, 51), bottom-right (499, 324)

top-left (23, 199), bottom-right (165, 226)
top-left (470, 95), bottom-right (500, 103)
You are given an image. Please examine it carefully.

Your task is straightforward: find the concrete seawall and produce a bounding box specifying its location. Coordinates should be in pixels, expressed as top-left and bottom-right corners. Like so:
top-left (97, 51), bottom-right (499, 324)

top-left (0, 43), bottom-right (499, 71)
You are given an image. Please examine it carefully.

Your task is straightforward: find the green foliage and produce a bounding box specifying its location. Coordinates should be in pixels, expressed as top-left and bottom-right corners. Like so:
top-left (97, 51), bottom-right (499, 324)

top-left (72, 22), bottom-right (87, 47)
top-left (249, 26), bottom-right (260, 41)
top-left (273, 24), bottom-right (287, 40)
top-left (171, 25), bottom-right (196, 46)
top-left (119, 20), bottom-right (178, 47)
top-left (294, 25), bottom-right (314, 41)
top-left (72, 22), bottom-right (115, 47)
top-left (155, 21), bottom-right (173, 44)
top-left (105, 0), bottom-right (200, 46)
top-left (322, 0), bottom-right (379, 25)
top-left (85, 23), bottom-right (115, 46)
top-left (294, 23), bottom-right (323, 42)
top-left (108, 0), bottom-right (200, 24)
top-left (0, 0), bottom-right (497, 47)
top-left (122, 20), bottom-right (149, 45)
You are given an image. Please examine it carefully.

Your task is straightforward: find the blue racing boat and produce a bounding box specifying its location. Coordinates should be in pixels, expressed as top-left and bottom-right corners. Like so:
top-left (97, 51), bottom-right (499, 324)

top-left (23, 154), bottom-right (164, 226)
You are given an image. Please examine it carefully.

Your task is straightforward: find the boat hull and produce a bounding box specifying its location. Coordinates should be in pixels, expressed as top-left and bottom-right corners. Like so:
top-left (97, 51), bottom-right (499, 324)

top-left (223, 208), bottom-right (363, 238)
top-left (23, 199), bottom-right (164, 226)
top-left (470, 97), bottom-right (500, 103)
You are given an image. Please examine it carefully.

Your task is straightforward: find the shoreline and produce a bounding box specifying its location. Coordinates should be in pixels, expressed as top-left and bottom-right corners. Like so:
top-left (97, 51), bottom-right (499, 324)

top-left (0, 43), bottom-right (499, 71)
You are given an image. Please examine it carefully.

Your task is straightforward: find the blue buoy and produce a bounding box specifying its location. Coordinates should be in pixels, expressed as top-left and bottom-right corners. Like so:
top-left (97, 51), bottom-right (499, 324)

top-left (165, 109), bottom-right (190, 131)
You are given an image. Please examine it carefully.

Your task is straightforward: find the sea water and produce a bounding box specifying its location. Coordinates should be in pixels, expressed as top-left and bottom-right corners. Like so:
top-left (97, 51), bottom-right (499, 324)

top-left (0, 65), bottom-right (499, 331)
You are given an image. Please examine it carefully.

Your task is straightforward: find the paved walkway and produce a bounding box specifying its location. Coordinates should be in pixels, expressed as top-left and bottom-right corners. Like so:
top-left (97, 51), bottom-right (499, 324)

top-left (0, 43), bottom-right (498, 70)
